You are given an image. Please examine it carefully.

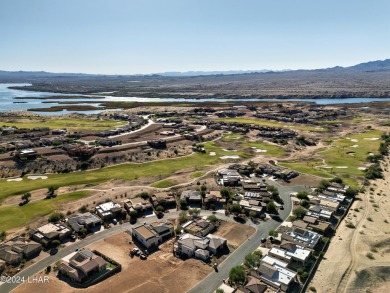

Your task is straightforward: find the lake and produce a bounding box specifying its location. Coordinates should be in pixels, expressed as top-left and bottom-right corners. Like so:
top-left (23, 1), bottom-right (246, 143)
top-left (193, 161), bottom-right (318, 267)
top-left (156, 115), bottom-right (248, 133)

top-left (1, 83), bottom-right (390, 115)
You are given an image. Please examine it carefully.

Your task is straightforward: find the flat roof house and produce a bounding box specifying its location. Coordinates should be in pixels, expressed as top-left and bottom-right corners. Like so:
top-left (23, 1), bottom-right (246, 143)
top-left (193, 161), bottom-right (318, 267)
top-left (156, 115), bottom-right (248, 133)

top-left (0, 237), bottom-right (42, 265)
top-left (182, 219), bottom-right (216, 237)
top-left (180, 190), bottom-right (202, 203)
top-left (281, 227), bottom-right (321, 249)
top-left (95, 201), bottom-right (122, 220)
top-left (252, 255), bottom-right (297, 292)
top-left (132, 221), bottom-right (174, 249)
top-left (150, 192), bottom-right (176, 207)
top-left (31, 223), bottom-right (71, 246)
top-left (58, 250), bottom-right (106, 283)
top-left (124, 198), bottom-right (153, 213)
top-left (174, 233), bottom-right (227, 261)
top-left (67, 212), bottom-right (102, 233)
top-left (270, 243), bottom-right (311, 265)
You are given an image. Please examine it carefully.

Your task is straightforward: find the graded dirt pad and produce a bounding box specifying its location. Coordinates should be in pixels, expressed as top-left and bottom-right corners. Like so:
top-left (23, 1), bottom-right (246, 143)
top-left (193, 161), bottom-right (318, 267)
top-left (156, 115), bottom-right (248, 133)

top-left (213, 221), bottom-right (256, 248)
top-left (309, 156), bottom-right (390, 293)
top-left (14, 232), bottom-right (213, 293)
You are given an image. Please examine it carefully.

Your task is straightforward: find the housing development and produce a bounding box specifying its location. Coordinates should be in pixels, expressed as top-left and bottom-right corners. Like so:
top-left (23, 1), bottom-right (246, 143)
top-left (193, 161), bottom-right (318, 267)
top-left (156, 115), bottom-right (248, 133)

top-left (0, 1), bottom-right (389, 290)
top-left (0, 95), bottom-right (388, 293)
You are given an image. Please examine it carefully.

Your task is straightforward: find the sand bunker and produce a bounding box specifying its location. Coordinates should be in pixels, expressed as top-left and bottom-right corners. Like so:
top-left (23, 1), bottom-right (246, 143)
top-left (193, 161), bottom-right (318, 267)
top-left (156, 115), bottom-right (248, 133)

top-left (335, 166), bottom-right (348, 169)
top-left (364, 137), bottom-right (379, 140)
top-left (351, 139), bottom-right (358, 142)
top-left (357, 167), bottom-right (367, 170)
top-left (209, 152), bottom-right (216, 156)
top-left (7, 178), bottom-right (23, 182)
top-left (27, 175), bottom-right (48, 180)
top-left (220, 155), bottom-right (240, 159)
top-left (350, 145), bottom-right (359, 148)
top-left (222, 149), bottom-right (237, 152)
top-left (255, 149), bottom-right (268, 153)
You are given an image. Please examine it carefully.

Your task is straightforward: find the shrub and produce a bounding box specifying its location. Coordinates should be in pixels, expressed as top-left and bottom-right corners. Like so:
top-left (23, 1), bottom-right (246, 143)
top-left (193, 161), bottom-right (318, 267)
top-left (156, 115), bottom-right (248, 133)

top-left (155, 206), bottom-right (165, 212)
top-left (51, 240), bottom-right (61, 249)
top-left (179, 211), bottom-right (188, 224)
top-left (293, 207), bottom-right (307, 219)
top-left (207, 215), bottom-right (218, 223)
top-left (78, 205), bottom-right (88, 213)
top-left (266, 200), bottom-right (277, 214)
top-left (180, 198), bottom-right (188, 210)
top-left (269, 230), bottom-right (278, 237)
top-left (229, 266), bottom-right (247, 286)
top-left (48, 212), bottom-right (64, 223)
top-left (137, 192), bottom-right (150, 200)
top-left (346, 222), bottom-right (356, 229)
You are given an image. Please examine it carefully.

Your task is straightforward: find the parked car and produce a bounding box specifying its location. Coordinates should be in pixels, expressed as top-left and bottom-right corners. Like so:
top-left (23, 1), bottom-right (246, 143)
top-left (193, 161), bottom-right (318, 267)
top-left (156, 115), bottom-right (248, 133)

top-left (140, 253), bottom-right (147, 260)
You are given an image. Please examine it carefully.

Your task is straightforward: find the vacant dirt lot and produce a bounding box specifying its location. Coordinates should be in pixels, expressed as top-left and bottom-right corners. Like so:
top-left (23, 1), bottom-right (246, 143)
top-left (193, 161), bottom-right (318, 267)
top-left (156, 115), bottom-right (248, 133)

top-left (214, 221), bottom-right (256, 249)
top-left (309, 156), bottom-right (390, 293)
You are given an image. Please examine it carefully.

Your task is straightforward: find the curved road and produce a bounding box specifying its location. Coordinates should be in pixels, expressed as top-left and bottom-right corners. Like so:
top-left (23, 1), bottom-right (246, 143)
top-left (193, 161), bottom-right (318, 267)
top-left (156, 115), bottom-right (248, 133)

top-left (1, 179), bottom-right (309, 293)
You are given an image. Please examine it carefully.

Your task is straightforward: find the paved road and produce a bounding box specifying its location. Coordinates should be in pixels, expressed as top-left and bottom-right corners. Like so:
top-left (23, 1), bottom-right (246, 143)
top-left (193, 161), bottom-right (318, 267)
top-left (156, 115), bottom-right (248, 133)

top-left (187, 179), bottom-right (310, 293)
top-left (2, 180), bottom-right (309, 293)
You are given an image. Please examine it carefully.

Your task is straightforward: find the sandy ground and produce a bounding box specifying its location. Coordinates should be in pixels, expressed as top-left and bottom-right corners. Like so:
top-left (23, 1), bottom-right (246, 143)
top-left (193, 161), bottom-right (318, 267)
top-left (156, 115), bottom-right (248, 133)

top-left (213, 221), bottom-right (256, 249)
top-left (309, 156), bottom-right (390, 293)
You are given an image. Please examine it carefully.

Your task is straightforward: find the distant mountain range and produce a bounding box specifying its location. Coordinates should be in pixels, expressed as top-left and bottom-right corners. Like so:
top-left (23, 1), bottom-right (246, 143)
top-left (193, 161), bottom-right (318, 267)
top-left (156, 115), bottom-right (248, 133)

top-left (0, 58), bottom-right (389, 78)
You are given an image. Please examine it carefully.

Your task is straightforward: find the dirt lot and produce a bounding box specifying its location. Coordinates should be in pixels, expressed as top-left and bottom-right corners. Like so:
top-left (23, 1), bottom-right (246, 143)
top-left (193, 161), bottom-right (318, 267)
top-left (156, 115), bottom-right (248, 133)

top-left (214, 221), bottom-right (256, 249)
top-left (309, 156), bottom-right (390, 293)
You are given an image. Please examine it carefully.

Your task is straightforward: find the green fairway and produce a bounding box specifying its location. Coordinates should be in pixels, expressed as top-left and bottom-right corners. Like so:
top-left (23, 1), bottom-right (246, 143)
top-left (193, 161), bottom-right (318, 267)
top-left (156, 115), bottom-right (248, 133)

top-left (0, 117), bottom-right (127, 130)
top-left (243, 141), bottom-right (286, 158)
top-left (279, 160), bottom-right (334, 179)
top-left (215, 117), bottom-right (327, 132)
top-left (150, 179), bottom-right (178, 188)
top-left (319, 130), bottom-right (382, 176)
top-left (222, 133), bottom-right (244, 142)
top-left (280, 130), bottom-right (383, 187)
top-left (0, 142), bottom-right (251, 201)
top-left (0, 191), bottom-right (90, 231)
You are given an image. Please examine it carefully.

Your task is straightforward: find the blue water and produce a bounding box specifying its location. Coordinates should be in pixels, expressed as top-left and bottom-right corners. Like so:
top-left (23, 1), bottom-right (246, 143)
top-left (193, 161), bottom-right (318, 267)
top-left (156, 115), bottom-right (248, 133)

top-left (1, 83), bottom-right (390, 115)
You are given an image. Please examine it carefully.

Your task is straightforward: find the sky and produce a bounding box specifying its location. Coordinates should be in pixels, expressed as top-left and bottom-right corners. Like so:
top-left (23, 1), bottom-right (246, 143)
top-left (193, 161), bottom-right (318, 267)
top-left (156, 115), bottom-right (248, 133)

top-left (0, 0), bottom-right (389, 74)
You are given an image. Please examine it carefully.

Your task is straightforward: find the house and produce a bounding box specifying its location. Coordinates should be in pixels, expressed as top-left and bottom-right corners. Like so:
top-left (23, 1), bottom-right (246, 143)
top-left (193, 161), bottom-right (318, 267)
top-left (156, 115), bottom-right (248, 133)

top-left (302, 216), bottom-right (331, 235)
top-left (124, 198), bottom-right (153, 214)
top-left (31, 223), bottom-right (71, 246)
top-left (217, 168), bottom-right (242, 186)
top-left (15, 148), bottom-right (37, 160)
top-left (132, 221), bottom-right (174, 249)
top-left (174, 233), bottom-right (227, 260)
top-left (307, 205), bottom-right (333, 221)
top-left (252, 255), bottom-right (297, 292)
top-left (150, 192), bottom-right (176, 207)
top-left (0, 237), bottom-right (42, 265)
top-left (182, 219), bottom-right (216, 237)
top-left (58, 250), bottom-right (106, 283)
top-left (204, 190), bottom-right (225, 205)
top-left (270, 243), bottom-right (311, 265)
top-left (180, 190), bottom-right (202, 203)
top-left (281, 227), bottom-right (321, 249)
top-left (95, 201), bottom-right (122, 220)
top-left (238, 276), bottom-right (268, 293)
top-left (239, 199), bottom-right (265, 215)
top-left (67, 212), bottom-right (102, 233)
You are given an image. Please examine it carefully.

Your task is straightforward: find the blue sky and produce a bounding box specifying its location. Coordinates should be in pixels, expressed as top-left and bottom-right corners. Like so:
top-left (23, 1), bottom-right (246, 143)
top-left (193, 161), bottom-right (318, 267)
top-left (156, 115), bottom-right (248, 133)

top-left (0, 0), bottom-right (389, 74)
